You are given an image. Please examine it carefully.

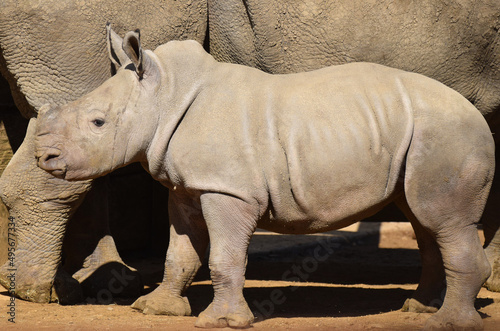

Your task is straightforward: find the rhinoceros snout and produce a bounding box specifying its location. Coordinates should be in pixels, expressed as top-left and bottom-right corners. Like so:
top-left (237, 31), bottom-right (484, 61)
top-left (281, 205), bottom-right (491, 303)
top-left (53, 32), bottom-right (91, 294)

top-left (36, 148), bottom-right (67, 178)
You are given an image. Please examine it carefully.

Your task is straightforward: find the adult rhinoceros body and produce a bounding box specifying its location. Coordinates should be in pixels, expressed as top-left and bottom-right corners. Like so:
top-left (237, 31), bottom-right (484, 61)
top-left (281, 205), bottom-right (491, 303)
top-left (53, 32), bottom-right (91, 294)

top-left (35, 31), bottom-right (494, 330)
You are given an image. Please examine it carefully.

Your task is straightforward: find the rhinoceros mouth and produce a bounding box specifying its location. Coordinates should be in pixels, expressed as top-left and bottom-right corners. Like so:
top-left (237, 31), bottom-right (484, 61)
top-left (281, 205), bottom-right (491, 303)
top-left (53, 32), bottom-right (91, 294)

top-left (36, 147), bottom-right (68, 178)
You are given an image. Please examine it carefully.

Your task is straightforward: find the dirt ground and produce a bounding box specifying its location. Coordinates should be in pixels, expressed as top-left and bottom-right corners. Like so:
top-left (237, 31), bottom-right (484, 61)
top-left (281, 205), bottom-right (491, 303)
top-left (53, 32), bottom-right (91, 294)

top-left (1, 222), bottom-right (500, 330)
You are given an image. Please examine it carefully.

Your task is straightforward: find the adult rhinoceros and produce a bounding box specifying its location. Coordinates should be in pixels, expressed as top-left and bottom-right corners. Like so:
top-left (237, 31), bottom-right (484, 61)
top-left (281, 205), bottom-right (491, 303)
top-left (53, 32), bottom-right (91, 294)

top-left (35, 28), bottom-right (494, 331)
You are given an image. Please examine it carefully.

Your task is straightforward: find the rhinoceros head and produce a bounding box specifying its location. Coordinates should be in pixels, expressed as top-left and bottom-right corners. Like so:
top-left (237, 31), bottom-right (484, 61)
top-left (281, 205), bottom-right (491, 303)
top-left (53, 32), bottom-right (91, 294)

top-left (35, 26), bottom-right (161, 180)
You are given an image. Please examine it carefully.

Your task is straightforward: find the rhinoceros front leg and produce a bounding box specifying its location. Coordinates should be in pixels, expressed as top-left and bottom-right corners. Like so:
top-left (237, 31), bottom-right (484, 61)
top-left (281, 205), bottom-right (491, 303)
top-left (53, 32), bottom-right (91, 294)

top-left (195, 193), bottom-right (257, 328)
top-left (0, 203), bottom-right (84, 305)
top-left (132, 191), bottom-right (209, 315)
top-left (0, 118), bottom-right (89, 304)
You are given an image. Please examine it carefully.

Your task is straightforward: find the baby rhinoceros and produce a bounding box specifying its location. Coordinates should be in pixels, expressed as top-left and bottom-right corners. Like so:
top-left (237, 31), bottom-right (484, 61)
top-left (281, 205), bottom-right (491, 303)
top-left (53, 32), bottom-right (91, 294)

top-left (35, 27), bottom-right (494, 330)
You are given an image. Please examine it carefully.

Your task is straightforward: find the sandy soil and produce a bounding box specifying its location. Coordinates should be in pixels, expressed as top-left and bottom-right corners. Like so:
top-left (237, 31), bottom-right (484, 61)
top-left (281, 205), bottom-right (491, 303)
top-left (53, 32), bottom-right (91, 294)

top-left (1, 222), bottom-right (500, 330)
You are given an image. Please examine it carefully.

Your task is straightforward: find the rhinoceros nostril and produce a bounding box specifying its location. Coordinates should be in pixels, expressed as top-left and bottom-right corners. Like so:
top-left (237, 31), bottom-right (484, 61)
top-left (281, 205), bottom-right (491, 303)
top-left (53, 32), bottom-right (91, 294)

top-left (43, 153), bottom-right (60, 162)
top-left (36, 148), bottom-right (67, 178)
top-left (36, 148), bottom-right (62, 165)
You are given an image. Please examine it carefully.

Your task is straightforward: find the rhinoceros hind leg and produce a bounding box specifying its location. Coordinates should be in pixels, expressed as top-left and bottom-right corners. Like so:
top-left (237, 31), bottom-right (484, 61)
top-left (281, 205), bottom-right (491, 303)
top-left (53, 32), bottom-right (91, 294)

top-left (481, 172), bottom-right (500, 292)
top-left (408, 203), bottom-right (488, 331)
top-left (396, 197), bottom-right (444, 314)
top-left (403, 131), bottom-right (492, 331)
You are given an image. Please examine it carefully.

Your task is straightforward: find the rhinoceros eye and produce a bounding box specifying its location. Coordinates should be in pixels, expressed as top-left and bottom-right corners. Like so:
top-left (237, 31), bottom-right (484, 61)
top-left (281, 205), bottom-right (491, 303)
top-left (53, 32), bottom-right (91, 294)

top-left (92, 118), bottom-right (105, 127)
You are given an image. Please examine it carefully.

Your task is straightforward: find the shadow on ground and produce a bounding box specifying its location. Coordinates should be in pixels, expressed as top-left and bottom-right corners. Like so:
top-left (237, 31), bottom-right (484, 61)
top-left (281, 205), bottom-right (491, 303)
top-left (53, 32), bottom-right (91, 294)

top-left (119, 230), bottom-right (423, 319)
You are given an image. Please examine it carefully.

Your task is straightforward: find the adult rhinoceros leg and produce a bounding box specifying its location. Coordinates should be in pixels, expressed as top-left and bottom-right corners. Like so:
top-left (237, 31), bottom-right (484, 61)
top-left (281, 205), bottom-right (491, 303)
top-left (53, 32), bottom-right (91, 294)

top-left (132, 191), bottom-right (208, 316)
top-left (0, 118), bottom-right (89, 303)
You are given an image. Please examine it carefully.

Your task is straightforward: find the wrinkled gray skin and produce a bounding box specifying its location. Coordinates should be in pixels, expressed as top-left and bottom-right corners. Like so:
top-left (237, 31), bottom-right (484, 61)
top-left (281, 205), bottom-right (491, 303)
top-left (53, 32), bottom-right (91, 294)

top-left (0, 118), bottom-right (91, 303)
top-left (208, 0), bottom-right (500, 298)
top-left (0, 0), bottom-right (206, 303)
top-left (35, 30), bottom-right (495, 330)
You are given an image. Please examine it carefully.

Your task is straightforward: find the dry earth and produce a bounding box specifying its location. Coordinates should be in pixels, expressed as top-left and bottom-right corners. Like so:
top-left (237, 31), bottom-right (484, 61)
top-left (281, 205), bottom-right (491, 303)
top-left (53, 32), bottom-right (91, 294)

top-left (1, 222), bottom-right (500, 330)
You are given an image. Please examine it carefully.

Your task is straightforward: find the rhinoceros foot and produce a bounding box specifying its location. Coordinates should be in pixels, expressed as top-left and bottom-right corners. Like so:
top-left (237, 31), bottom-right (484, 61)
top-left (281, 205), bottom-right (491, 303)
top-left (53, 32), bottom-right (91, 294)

top-left (132, 285), bottom-right (191, 316)
top-left (76, 262), bottom-right (143, 303)
top-left (401, 298), bottom-right (439, 313)
top-left (423, 306), bottom-right (483, 331)
top-left (0, 267), bottom-right (51, 303)
top-left (195, 301), bottom-right (254, 328)
top-left (0, 261), bottom-right (82, 304)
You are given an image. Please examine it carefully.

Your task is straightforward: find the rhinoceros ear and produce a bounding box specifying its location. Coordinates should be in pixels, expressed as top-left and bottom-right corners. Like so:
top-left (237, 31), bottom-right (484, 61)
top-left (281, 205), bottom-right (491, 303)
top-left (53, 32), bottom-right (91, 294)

top-left (106, 23), bottom-right (129, 72)
top-left (123, 29), bottom-right (144, 79)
